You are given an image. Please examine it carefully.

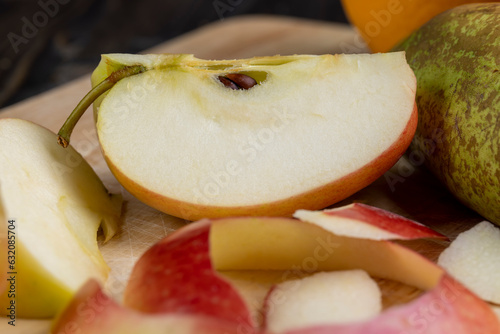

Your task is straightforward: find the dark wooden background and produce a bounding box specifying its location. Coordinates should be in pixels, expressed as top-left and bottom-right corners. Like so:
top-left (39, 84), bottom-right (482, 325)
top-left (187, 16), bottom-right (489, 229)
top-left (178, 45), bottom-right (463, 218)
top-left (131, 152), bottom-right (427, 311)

top-left (0, 0), bottom-right (348, 108)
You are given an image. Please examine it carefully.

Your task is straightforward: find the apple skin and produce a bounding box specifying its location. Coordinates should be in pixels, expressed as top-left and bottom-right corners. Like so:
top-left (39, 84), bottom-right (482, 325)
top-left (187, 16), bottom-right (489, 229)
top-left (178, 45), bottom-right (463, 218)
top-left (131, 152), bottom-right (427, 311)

top-left (123, 219), bottom-right (255, 329)
top-left (278, 274), bottom-right (498, 334)
top-left (295, 203), bottom-right (447, 240)
top-left (54, 206), bottom-right (499, 333)
top-left (103, 103), bottom-right (417, 221)
top-left (51, 279), bottom-right (247, 334)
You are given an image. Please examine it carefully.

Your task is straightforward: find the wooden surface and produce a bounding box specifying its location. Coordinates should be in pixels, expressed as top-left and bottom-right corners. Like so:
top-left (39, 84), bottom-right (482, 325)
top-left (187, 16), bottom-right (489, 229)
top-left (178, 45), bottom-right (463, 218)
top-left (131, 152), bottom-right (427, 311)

top-left (0, 15), bottom-right (484, 333)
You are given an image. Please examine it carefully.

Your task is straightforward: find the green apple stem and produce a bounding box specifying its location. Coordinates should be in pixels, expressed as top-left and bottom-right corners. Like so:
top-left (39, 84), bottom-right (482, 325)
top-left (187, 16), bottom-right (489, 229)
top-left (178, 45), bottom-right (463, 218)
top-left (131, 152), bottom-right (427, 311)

top-left (57, 65), bottom-right (147, 148)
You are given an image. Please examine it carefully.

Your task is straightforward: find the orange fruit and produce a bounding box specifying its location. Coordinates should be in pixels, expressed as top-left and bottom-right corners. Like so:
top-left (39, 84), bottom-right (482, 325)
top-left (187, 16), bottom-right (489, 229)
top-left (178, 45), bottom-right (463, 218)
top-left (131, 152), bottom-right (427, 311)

top-left (341, 0), bottom-right (498, 52)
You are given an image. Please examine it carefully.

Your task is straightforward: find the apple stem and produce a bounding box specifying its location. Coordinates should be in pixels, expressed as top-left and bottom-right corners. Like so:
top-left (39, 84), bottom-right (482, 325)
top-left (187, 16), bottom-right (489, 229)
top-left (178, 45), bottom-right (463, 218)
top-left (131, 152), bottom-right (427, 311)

top-left (57, 65), bottom-right (147, 148)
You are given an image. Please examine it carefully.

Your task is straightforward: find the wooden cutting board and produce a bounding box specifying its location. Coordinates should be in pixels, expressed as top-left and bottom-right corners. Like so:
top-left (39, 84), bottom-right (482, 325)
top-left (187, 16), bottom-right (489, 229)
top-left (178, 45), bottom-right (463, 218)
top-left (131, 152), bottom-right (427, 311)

top-left (0, 15), bottom-right (485, 334)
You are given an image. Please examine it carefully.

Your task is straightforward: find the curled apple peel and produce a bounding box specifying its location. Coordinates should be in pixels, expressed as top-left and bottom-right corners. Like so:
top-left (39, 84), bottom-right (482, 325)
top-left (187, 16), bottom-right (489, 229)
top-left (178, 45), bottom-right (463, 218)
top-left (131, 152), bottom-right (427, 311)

top-left (52, 204), bottom-right (500, 333)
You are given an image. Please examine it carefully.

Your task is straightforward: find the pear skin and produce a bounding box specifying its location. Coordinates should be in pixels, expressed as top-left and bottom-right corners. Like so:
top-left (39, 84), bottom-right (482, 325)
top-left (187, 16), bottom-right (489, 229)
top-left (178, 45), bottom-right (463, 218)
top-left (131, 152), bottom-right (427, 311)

top-left (395, 3), bottom-right (500, 225)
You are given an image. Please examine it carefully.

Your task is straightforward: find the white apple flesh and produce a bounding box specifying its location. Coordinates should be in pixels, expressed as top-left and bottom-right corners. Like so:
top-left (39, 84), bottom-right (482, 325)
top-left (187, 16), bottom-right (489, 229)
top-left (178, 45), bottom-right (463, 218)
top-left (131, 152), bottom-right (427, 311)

top-left (278, 274), bottom-right (497, 334)
top-left (264, 270), bottom-right (382, 332)
top-left (438, 221), bottom-right (500, 304)
top-left (0, 118), bottom-right (121, 318)
top-left (65, 52), bottom-right (418, 221)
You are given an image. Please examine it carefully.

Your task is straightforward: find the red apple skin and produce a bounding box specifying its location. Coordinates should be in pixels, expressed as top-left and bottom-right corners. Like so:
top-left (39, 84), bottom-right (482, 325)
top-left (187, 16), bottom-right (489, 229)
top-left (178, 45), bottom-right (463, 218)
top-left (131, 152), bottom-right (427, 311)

top-left (52, 279), bottom-right (248, 334)
top-left (276, 274), bottom-right (500, 334)
top-left (103, 103), bottom-right (418, 221)
top-left (123, 219), bottom-right (255, 329)
top-left (322, 203), bottom-right (448, 240)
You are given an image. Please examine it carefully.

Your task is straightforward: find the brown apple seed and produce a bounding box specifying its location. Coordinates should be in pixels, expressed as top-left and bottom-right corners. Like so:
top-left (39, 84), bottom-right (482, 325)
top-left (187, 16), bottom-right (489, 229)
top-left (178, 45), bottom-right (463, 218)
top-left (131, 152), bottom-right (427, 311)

top-left (218, 73), bottom-right (257, 90)
top-left (218, 76), bottom-right (240, 90)
top-left (225, 73), bottom-right (257, 89)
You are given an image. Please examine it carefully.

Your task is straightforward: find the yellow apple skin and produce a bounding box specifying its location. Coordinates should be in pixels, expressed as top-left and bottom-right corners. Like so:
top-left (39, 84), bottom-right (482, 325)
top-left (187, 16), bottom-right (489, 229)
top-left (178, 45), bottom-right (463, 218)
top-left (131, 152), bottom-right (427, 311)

top-left (0, 244), bottom-right (72, 318)
top-left (103, 103), bottom-right (417, 221)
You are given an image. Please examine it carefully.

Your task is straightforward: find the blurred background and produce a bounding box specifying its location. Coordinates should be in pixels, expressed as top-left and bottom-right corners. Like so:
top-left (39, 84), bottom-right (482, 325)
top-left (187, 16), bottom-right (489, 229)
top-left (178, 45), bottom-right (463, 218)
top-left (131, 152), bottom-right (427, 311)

top-left (0, 0), bottom-right (348, 108)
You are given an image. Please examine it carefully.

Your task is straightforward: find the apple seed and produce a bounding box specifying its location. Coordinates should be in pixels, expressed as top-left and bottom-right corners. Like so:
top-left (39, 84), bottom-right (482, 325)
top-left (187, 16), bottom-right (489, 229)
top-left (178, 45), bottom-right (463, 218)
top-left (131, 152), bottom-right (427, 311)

top-left (218, 76), bottom-right (240, 90)
top-left (225, 73), bottom-right (257, 89)
top-left (218, 73), bottom-right (257, 90)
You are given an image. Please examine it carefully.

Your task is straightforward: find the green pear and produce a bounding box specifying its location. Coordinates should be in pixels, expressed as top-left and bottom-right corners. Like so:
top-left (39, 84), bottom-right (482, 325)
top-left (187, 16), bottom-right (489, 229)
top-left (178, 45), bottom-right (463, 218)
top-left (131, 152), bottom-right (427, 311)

top-left (395, 3), bottom-right (500, 225)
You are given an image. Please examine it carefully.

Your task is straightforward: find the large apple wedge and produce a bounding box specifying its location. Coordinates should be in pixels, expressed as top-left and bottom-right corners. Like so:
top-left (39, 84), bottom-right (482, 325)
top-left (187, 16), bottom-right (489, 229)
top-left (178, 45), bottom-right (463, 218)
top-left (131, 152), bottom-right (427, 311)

top-left (58, 52), bottom-right (417, 220)
top-left (0, 118), bottom-right (121, 318)
top-left (53, 204), bottom-right (498, 333)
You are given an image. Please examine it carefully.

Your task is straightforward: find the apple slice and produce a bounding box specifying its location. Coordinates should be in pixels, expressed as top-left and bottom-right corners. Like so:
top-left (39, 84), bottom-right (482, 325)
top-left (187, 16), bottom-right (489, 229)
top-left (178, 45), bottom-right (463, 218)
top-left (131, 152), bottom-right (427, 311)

top-left (54, 209), bottom-right (499, 333)
top-left (0, 118), bottom-right (121, 318)
top-left (438, 221), bottom-right (500, 304)
top-left (294, 203), bottom-right (447, 240)
top-left (264, 270), bottom-right (382, 332)
top-left (58, 52), bottom-right (417, 220)
top-left (52, 279), bottom-right (245, 334)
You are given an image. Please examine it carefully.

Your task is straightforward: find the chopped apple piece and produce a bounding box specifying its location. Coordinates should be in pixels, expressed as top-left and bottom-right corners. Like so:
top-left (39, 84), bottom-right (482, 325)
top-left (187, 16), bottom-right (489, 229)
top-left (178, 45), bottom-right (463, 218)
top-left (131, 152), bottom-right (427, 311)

top-left (264, 270), bottom-right (382, 332)
top-left (438, 221), bottom-right (500, 304)
top-left (294, 203), bottom-right (447, 240)
top-left (0, 118), bottom-right (121, 318)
